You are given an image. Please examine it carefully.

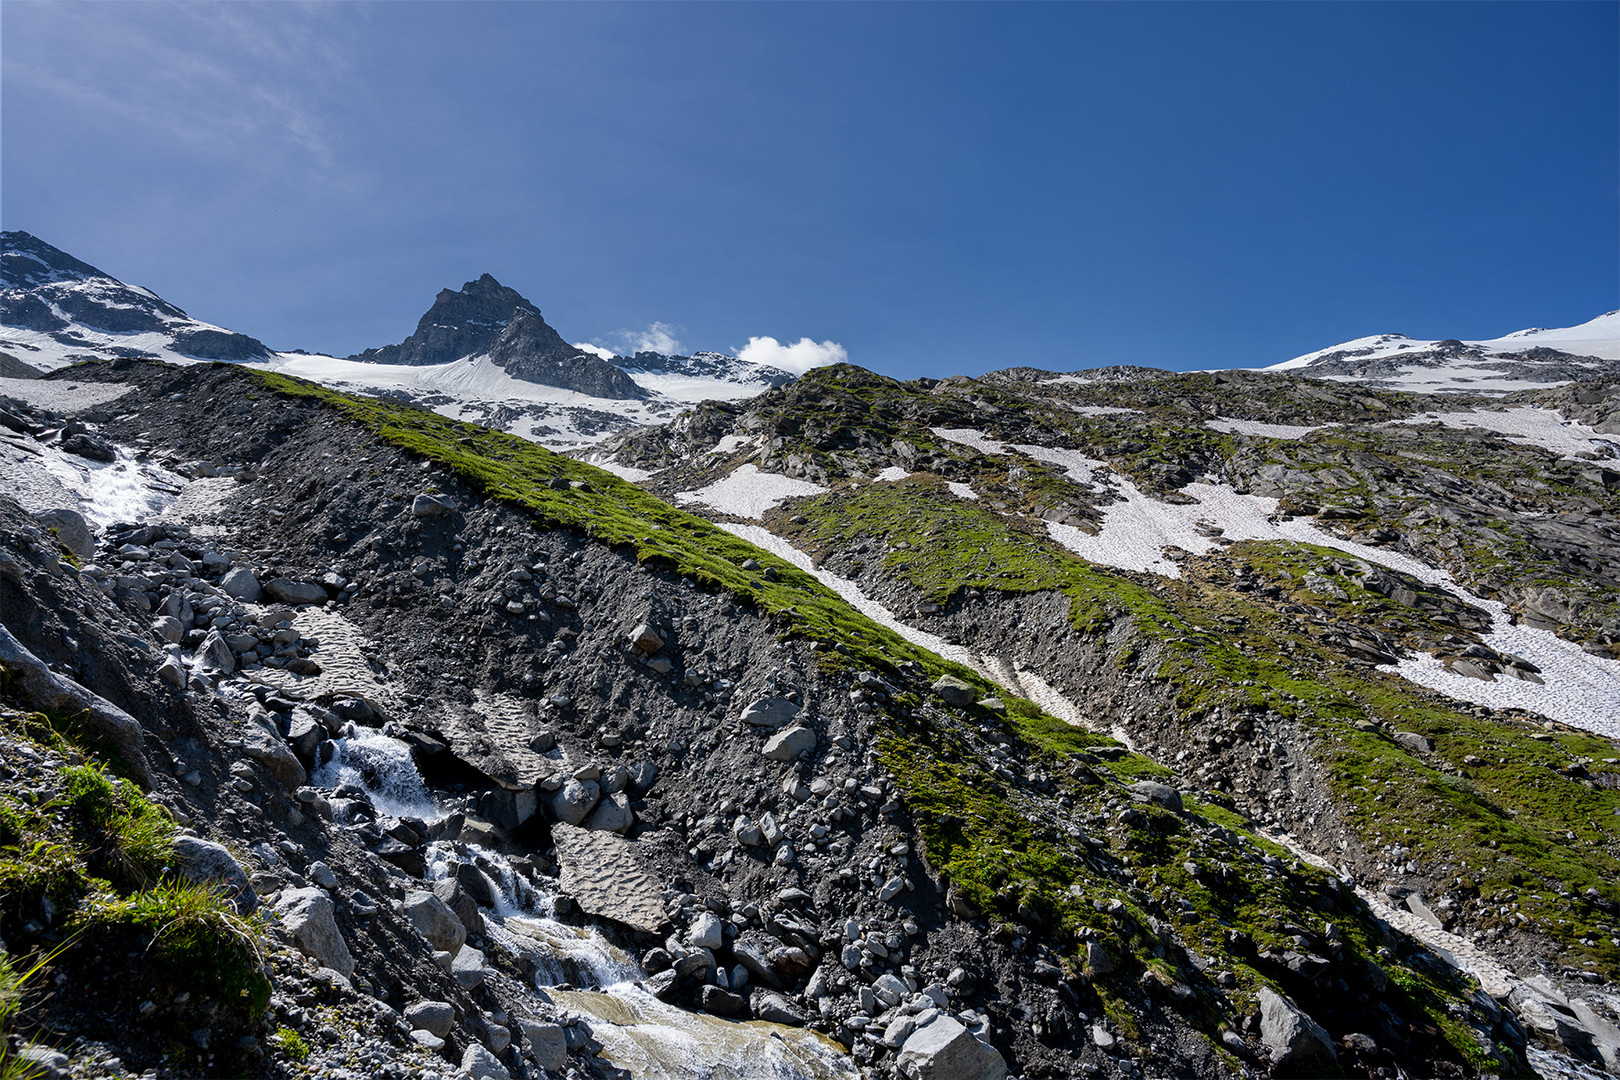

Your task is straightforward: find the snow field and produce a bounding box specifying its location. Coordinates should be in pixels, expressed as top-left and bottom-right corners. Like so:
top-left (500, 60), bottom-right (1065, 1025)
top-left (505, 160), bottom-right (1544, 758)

top-left (674, 465), bottom-right (828, 519)
top-left (1391, 407), bottom-right (1619, 460)
top-left (1205, 417), bottom-right (1334, 440)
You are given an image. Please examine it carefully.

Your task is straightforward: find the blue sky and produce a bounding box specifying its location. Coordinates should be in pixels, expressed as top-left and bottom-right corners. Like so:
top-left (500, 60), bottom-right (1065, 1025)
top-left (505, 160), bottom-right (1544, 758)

top-left (3, 1), bottom-right (1615, 378)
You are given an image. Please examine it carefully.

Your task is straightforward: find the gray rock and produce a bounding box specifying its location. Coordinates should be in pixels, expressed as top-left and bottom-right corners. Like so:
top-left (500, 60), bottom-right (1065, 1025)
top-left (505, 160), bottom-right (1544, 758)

top-left (752, 991), bottom-right (807, 1026)
top-left (274, 887), bottom-right (355, 977)
top-left (264, 578), bottom-right (327, 605)
top-left (404, 1000), bottom-right (455, 1039)
top-left (461, 1041), bottom-right (510, 1080)
top-left (12, 1043), bottom-right (70, 1080)
top-left (1258, 986), bottom-right (1336, 1070)
top-left (308, 861), bottom-right (339, 889)
top-left (701, 985), bottom-right (748, 1017)
top-left (403, 890), bottom-right (467, 955)
top-left (434, 875), bottom-right (487, 937)
top-left (551, 823), bottom-right (667, 934)
top-left (517, 1018), bottom-right (568, 1070)
top-left (411, 493), bottom-right (457, 518)
top-left (452, 945), bottom-right (488, 989)
top-left (156, 656), bottom-right (186, 688)
top-left (543, 776), bottom-right (601, 826)
top-left (196, 629), bottom-right (236, 674)
top-left (219, 567), bottom-right (261, 602)
top-left (931, 675), bottom-right (978, 707)
top-left (1393, 731), bottom-right (1434, 753)
top-left (1128, 780), bottom-right (1183, 812)
top-left (241, 728), bottom-right (306, 790)
top-left (629, 622), bottom-right (664, 653)
top-left (35, 507), bottom-right (95, 560)
top-left (740, 695), bottom-right (800, 729)
top-left (150, 615), bottom-right (184, 644)
top-left (688, 911), bottom-right (725, 951)
top-left (585, 791), bottom-right (633, 833)
top-left (172, 835), bottom-right (258, 915)
top-left (762, 725), bottom-right (817, 761)
top-left (1085, 940), bottom-right (1115, 975)
top-left (0, 625), bottom-right (151, 786)
top-left (897, 1016), bottom-right (1008, 1080)
top-left (872, 973), bottom-right (907, 1007)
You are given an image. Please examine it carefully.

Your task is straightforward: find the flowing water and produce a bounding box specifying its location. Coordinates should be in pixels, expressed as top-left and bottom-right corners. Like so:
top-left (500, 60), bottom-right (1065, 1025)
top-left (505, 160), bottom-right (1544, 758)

top-left (318, 733), bottom-right (859, 1080)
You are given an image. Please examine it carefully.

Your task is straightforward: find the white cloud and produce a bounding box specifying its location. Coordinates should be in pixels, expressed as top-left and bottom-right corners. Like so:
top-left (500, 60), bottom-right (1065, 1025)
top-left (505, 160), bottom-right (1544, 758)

top-left (573, 342), bottom-right (617, 360)
top-left (734, 336), bottom-right (847, 375)
top-left (597, 322), bottom-right (684, 357)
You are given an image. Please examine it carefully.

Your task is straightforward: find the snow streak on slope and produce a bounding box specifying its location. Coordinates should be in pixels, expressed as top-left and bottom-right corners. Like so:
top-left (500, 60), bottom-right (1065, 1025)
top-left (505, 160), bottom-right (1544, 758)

top-left (1205, 418), bottom-right (1334, 440)
top-left (1391, 407), bottom-right (1619, 460)
top-left (930, 428), bottom-right (1620, 734)
top-left (674, 465), bottom-right (828, 519)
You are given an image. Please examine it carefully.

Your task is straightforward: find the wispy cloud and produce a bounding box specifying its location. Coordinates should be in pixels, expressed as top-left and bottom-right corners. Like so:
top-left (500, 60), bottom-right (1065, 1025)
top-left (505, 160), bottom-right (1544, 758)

top-left (4, 2), bottom-right (368, 185)
top-left (595, 322), bottom-right (685, 357)
top-left (735, 335), bottom-right (847, 374)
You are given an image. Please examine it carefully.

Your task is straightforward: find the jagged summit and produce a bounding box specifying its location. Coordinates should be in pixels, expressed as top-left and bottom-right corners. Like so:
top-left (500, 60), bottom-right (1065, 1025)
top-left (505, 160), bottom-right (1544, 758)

top-left (349, 273), bottom-right (647, 400)
top-left (0, 230), bottom-right (271, 367)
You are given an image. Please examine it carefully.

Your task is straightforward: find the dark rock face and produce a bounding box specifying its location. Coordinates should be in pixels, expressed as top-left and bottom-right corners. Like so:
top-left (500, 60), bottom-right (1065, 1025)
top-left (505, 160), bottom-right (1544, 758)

top-left (1, 231), bottom-right (270, 365)
top-left (349, 273), bottom-right (646, 400)
top-left (622, 350), bottom-right (797, 390)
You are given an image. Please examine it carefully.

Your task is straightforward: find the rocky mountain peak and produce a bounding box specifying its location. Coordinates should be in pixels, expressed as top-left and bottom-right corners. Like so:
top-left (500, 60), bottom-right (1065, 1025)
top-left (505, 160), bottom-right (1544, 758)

top-left (1, 230), bottom-right (118, 290)
top-left (348, 274), bottom-right (648, 400)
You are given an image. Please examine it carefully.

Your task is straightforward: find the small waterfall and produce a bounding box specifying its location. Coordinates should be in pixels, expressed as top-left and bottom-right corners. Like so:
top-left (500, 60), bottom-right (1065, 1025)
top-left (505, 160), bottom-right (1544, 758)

top-left (316, 733), bottom-right (859, 1080)
top-left (310, 729), bottom-right (445, 821)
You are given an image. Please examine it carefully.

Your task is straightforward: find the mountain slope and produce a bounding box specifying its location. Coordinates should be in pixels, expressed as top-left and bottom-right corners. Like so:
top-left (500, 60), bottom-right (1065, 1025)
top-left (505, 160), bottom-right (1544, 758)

top-left (0, 231), bottom-right (271, 368)
top-left (0, 356), bottom-right (1558, 1080)
top-left (1264, 311), bottom-right (1620, 393)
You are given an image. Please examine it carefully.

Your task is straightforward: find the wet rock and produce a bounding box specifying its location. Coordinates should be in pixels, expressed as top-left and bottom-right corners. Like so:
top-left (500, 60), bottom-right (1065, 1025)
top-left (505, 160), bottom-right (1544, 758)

top-left (274, 887), bottom-right (355, 977)
top-left (172, 835), bottom-right (258, 915)
top-left (1258, 987), bottom-right (1336, 1070)
top-left (897, 1015), bottom-right (1008, 1080)
top-left (752, 990), bottom-right (807, 1026)
top-left (434, 876), bottom-right (488, 937)
top-left (701, 985), bottom-right (748, 1018)
top-left (240, 728), bottom-right (307, 790)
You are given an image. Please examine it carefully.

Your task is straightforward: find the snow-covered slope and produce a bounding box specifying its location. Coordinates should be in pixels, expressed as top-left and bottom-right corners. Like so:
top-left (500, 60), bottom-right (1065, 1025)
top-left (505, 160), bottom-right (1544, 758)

top-left (1, 231), bottom-right (270, 369)
top-left (1266, 310), bottom-right (1620, 392)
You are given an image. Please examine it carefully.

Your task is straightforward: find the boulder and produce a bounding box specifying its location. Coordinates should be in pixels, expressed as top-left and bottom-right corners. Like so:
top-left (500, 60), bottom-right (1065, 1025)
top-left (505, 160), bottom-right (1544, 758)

top-left (629, 622), bottom-right (663, 653)
top-left (403, 890), bottom-right (467, 955)
top-left (411, 493), bottom-right (457, 518)
top-left (897, 1016), bottom-right (1008, 1080)
top-left (34, 507), bottom-right (95, 560)
top-left (762, 725), bottom-right (817, 761)
top-left (1128, 780), bottom-right (1183, 812)
top-left (543, 776), bottom-right (601, 826)
top-left (931, 675), bottom-right (978, 707)
top-left (219, 567), bottom-right (261, 602)
top-left (274, 887), bottom-right (355, 977)
top-left (461, 1042), bottom-right (510, 1080)
top-left (1393, 731), bottom-right (1434, 753)
top-left (452, 945), bottom-right (488, 989)
top-left (433, 876), bottom-right (487, 937)
top-left (240, 729), bottom-right (307, 790)
top-left (585, 791), bottom-right (633, 833)
top-left (404, 1000), bottom-right (455, 1039)
top-left (1258, 987), bottom-right (1337, 1070)
top-left (701, 985), bottom-right (748, 1018)
top-left (740, 695), bottom-right (800, 730)
top-left (752, 990), bottom-right (807, 1026)
top-left (264, 578), bottom-right (328, 605)
top-left (0, 625), bottom-right (151, 786)
top-left (171, 835), bottom-right (257, 915)
top-left (517, 1018), bottom-right (568, 1070)
top-left (688, 912), bottom-right (725, 951)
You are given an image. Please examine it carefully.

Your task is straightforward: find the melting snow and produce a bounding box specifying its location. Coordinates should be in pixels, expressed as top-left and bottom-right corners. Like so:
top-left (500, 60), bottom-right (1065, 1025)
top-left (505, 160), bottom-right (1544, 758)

top-left (1391, 407), bottom-right (1619, 460)
top-left (1070, 405), bottom-right (1141, 417)
top-left (1205, 417), bottom-right (1334, 440)
top-left (0, 377), bottom-right (132, 411)
top-left (874, 466), bottom-right (910, 482)
top-left (592, 461), bottom-right (657, 482)
top-left (709, 434), bottom-right (759, 455)
top-left (675, 465), bottom-right (827, 519)
top-left (946, 482), bottom-right (978, 500)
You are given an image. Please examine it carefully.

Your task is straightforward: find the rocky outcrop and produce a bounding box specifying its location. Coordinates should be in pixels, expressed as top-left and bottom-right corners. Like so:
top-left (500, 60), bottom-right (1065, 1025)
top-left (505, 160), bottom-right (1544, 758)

top-left (347, 273), bottom-right (646, 399)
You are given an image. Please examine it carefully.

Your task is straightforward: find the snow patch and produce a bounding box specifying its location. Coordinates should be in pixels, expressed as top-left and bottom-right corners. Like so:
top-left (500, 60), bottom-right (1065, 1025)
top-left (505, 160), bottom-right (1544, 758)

top-left (874, 466), bottom-right (910, 482)
top-left (1070, 405), bottom-right (1140, 417)
top-left (1205, 417), bottom-right (1334, 440)
top-left (709, 434), bottom-right (759, 456)
top-left (1391, 407), bottom-right (1618, 460)
top-left (674, 465), bottom-right (827, 519)
top-left (946, 482), bottom-right (978, 501)
top-left (592, 461), bottom-right (657, 483)
top-left (0, 377), bottom-right (132, 411)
